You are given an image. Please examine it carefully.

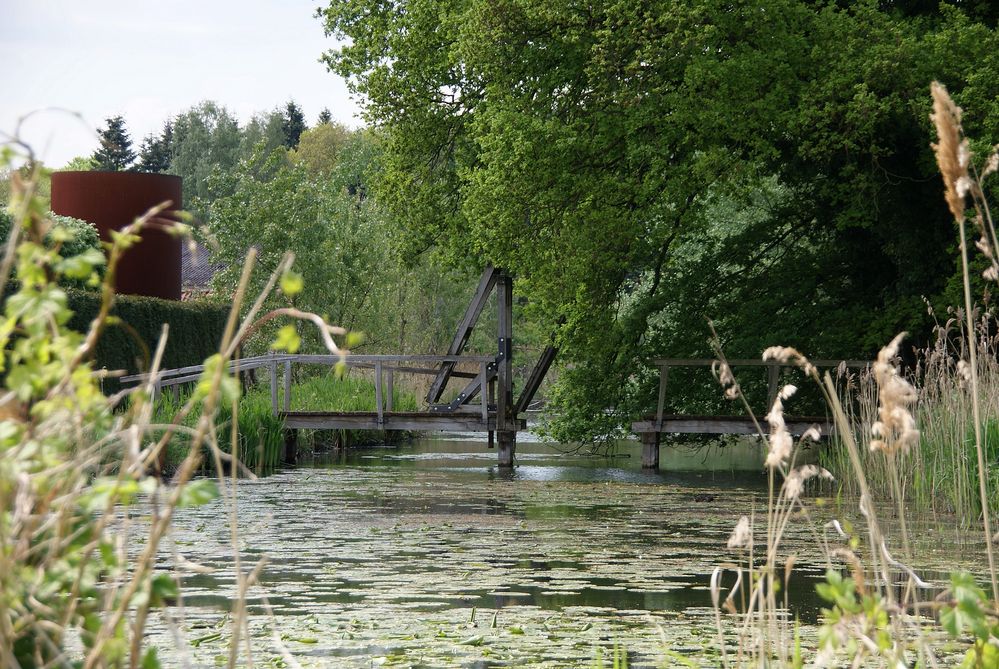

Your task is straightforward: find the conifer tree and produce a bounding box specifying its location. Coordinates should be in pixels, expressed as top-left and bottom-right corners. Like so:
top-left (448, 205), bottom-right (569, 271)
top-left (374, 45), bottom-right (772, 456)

top-left (281, 101), bottom-right (307, 149)
top-left (137, 121), bottom-right (173, 173)
top-left (91, 115), bottom-right (136, 171)
top-left (317, 108), bottom-right (332, 125)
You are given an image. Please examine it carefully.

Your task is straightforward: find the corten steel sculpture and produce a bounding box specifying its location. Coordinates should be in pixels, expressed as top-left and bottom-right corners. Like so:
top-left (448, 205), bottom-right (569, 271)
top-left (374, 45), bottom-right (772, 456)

top-left (51, 171), bottom-right (182, 300)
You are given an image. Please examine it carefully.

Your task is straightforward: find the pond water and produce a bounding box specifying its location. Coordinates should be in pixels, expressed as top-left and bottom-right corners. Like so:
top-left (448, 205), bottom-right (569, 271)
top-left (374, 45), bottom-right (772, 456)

top-left (151, 434), bottom-right (989, 667)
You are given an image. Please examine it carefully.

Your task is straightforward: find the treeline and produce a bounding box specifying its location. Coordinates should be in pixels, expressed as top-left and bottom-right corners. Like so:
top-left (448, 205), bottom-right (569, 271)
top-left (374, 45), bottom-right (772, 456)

top-left (79, 100), bottom-right (321, 206)
top-left (51, 100), bottom-right (532, 372)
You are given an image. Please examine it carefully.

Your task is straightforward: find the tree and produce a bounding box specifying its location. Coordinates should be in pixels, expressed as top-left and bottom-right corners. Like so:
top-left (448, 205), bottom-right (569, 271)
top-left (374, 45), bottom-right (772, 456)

top-left (136, 121), bottom-right (173, 173)
top-left (289, 121), bottom-right (352, 175)
top-left (281, 100), bottom-right (307, 149)
top-left (317, 108), bottom-right (332, 125)
top-left (61, 155), bottom-right (95, 171)
top-left (319, 0), bottom-right (999, 440)
top-left (91, 115), bottom-right (136, 171)
top-left (240, 109), bottom-right (286, 160)
top-left (169, 101), bottom-right (242, 207)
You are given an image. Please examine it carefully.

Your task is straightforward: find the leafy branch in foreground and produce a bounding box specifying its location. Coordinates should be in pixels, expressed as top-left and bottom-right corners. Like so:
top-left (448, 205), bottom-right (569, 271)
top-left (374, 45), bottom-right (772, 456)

top-left (0, 143), bottom-right (348, 667)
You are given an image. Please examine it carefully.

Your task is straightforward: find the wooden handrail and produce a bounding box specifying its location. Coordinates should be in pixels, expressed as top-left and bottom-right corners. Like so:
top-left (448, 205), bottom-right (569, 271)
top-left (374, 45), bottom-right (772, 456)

top-left (649, 357), bottom-right (870, 427)
top-left (651, 358), bottom-right (870, 367)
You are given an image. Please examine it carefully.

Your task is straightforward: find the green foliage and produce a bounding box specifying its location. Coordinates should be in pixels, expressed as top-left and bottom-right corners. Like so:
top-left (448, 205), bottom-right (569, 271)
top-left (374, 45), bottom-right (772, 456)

top-left (816, 569), bottom-right (893, 663)
top-left (169, 101), bottom-right (242, 206)
top-left (62, 154), bottom-right (95, 171)
top-left (240, 109), bottom-right (287, 159)
top-left (92, 115), bottom-right (136, 171)
top-left (940, 572), bottom-right (999, 668)
top-left (2, 156), bottom-right (175, 666)
top-left (136, 121), bottom-right (173, 173)
top-left (318, 0), bottom-right (999, 440)
top-left (290, 121), bottom-right (352, 175)
top-left (0, 209), bottom-right (99, 265)
top-left (317, 108), bottom-right (332, 125)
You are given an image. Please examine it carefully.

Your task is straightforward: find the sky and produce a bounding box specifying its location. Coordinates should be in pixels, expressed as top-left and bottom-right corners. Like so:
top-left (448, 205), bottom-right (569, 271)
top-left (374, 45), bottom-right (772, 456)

top-left (0, 0), bottom-right (362, 167)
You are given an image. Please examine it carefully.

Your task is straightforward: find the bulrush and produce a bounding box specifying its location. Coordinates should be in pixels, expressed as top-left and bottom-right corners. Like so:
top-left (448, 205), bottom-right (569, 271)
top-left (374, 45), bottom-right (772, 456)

top-left (762, 345), bottom-right (816, 378)
top-left (784, 465), bottom-right (834, 501)
top-left (930, 81), bottom-right (970, 223)
top-left (765, 384), bottom-right (797, 468)
top-left (727, 515), bottom-right (751, 549)
top-left (869, 333), bottom-right (919, 455)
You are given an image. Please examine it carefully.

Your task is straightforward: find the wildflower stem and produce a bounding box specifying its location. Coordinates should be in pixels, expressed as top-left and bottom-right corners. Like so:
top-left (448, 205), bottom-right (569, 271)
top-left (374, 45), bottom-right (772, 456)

top-left (957, 214), bottom-right (999, 604)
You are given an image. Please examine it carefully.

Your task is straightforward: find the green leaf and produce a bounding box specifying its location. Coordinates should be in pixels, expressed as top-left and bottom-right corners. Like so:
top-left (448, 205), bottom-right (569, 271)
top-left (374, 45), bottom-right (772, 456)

top-left (280, 270), bottom-right (304, 297)
top-left (177, 479), bottom-right (219, 508)
top-left (141, 647), bottom-right (161, 669)
top-left (346, 331), bottom-right (365, 349)
top-left (149, 574), bottom-right (179, 607)
top-left (271, 325), bottom-right (301, 353)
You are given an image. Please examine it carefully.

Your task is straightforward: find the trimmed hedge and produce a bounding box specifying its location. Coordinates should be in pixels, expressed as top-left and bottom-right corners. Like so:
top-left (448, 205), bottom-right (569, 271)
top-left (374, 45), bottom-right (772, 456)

top-left (65, 290), bottom-right (229, 390)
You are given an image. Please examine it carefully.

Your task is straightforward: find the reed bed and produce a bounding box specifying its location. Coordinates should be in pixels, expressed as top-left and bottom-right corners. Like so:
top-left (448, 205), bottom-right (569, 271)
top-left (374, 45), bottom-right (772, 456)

top-left (705, 82), bottom-right (999, 668)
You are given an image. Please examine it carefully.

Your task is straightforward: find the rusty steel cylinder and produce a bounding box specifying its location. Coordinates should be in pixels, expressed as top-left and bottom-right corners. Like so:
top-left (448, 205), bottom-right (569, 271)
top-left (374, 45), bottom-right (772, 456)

top-left (50, 171), bottom-right (183, 300)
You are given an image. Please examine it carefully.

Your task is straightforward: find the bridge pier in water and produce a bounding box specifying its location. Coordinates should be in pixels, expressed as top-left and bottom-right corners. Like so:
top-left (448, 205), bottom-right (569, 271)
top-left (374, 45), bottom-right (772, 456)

top-left (497, 430), bottom-right (516, 467)
top-left (640, 433), bottom-right (660, 469)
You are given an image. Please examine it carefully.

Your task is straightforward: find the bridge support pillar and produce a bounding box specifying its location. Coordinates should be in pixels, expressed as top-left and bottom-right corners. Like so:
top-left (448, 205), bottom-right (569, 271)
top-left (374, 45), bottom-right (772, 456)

top-left (497, 430), bottom-right (516, 467)
top-left (284, 428), bottom-right (298, 465)
top-left (640, 433), bottom-right (660, 469)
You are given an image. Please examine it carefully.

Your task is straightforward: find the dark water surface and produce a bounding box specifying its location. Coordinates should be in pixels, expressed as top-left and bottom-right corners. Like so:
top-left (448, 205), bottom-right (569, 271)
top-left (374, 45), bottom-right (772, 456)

top-left (151, 435), bottom-right (988, 667)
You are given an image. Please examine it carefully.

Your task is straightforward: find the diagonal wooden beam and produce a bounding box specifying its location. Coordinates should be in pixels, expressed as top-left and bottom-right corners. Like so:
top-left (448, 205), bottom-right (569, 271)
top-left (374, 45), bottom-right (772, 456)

top-left (425, 265), bottom-right (499, 404)
top-left (513, 344), bottom-right (557, 416)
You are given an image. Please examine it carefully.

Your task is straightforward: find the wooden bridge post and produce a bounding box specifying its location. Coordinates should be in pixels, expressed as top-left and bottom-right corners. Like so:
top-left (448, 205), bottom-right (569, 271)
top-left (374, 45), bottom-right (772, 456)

top-left (496, 271), bottom-right (515, 466)
top-left (283, 359), bottom-right (292, 412)
top-left (269, 352), bottom-right (278, 415)
top-left (641, 432), bottom-right (660, 469)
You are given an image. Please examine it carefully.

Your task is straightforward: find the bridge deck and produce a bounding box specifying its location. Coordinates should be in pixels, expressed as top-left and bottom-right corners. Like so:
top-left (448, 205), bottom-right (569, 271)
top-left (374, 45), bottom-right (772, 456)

top-left (632, 414), bottom-right (834, 437)
top-left (280, 411), bottom-right (527, 433)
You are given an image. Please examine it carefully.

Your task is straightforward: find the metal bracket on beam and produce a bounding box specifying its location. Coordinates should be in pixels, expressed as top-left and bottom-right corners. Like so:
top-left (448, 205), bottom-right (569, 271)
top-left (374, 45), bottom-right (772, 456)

top-left (497, 336), bottom-right (512, 362)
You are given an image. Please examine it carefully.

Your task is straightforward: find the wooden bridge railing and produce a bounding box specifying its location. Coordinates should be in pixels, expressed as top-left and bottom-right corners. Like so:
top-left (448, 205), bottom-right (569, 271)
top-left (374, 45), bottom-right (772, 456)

top-left (648, 358), bottom-right (871, 427)
top-left (121, 352), bottom-right (498, 422)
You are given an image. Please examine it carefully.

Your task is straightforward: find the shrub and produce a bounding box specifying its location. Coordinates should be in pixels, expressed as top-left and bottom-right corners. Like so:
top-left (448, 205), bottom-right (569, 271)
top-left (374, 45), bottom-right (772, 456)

top-left (65, 290), bottom-right (228, 390)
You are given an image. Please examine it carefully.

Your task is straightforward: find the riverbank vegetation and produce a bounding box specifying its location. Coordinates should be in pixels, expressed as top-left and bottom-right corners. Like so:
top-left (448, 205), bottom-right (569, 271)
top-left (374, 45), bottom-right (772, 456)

top-left (154, 372), bottom-right (420, 472)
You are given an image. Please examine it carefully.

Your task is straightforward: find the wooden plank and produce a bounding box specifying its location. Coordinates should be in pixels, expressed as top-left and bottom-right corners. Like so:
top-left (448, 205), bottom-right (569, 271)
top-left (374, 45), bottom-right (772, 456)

top-left (291, 354), bottom-right (495, 364)
top-left (641, 433), bottom-right (660, 469)
top-left (375, 361), bottom-right (383, 424)
top-left (632, 416), bottom-right (831, 437)
top-left (513, 344), bottom-right (557, 416)
top-left (655, 365), bottom-right (668, 428)
top-left (479, 362), bottom-right (488, 423)
top-left (348, 363), bottom-right (478, 379)
top-left (495, 272), bottom-right (513, 432)
top-left (283, 360), bottom-right (292, 413)
top-left (121, 355), bottom-right (285, 384)
top-left (652, 358), bottom-right (870, 368)
top-left (426, 266), bottom-right (499, 404)
top-left (269, 358), bottom-right (278, 415)
top-left (281, 411), bottom-right (526, 432)
top-left (386, 369), bottom-right (394, 412)
top-left (449, 365), bottom-right (497, 407)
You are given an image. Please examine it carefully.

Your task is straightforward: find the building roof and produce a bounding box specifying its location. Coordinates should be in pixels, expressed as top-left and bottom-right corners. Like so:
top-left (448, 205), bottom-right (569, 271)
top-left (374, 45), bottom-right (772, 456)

top-left (181, 241), bottom-right (220, 290)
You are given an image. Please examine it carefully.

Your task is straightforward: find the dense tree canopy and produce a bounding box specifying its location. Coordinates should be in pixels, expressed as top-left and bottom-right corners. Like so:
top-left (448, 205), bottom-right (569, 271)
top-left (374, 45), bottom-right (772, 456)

top-left (319, 0), bottom-right (999, 439)
top-left (170, 101), bottom-right (242, 206)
